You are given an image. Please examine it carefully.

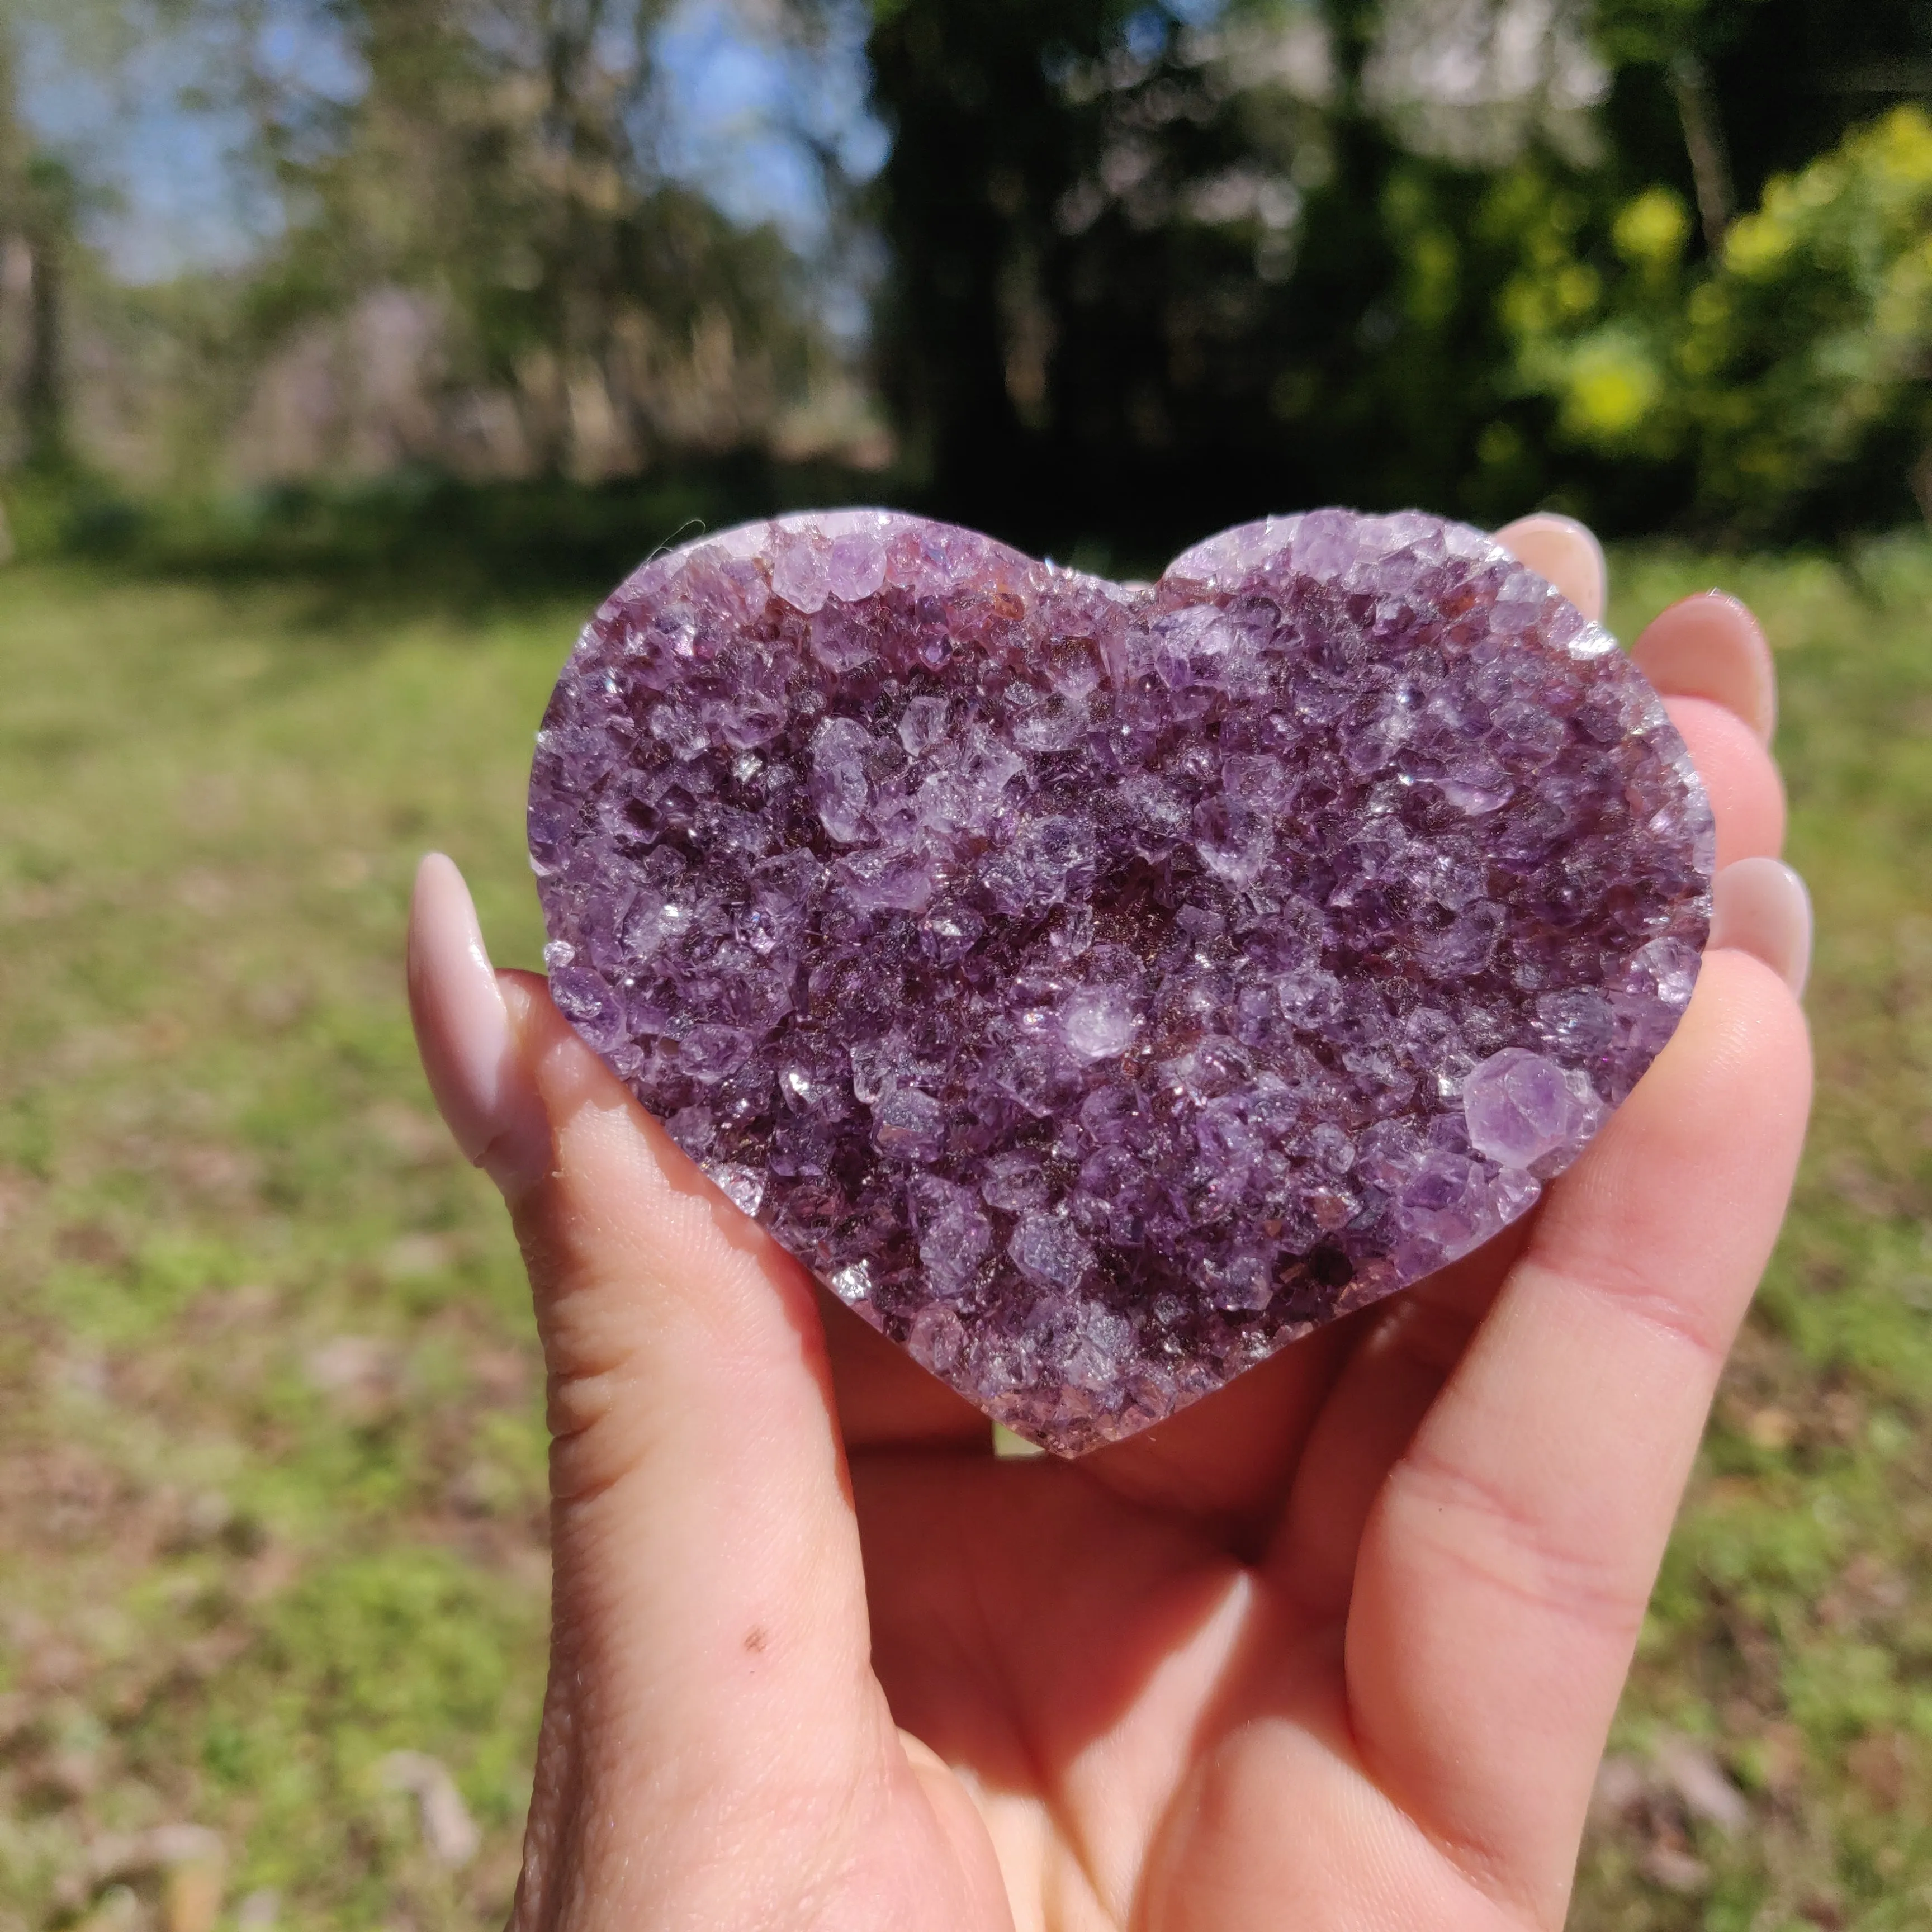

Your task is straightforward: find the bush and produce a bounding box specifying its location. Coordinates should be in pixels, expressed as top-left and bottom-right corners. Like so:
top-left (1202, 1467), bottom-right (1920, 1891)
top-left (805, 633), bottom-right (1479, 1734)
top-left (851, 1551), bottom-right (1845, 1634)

top-left (1508, 106), bottom-right (1932, 534)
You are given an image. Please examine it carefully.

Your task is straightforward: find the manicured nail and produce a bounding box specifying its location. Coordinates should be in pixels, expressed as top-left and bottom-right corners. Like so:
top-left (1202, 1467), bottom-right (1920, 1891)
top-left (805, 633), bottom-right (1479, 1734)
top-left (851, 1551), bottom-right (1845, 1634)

top-left (1711, 856), bottom-right (1811, 998)
top-left (1494, 513), bottom-right (1607, 624)
top-left (1630, 593), bottom-right (1777, 744)
top-left (406, 854), bottom-right (550, 1191)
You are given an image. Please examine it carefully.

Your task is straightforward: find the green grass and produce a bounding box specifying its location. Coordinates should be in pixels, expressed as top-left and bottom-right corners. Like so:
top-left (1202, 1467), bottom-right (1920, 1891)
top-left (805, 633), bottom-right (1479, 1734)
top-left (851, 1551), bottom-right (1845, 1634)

top-left (2, 539), bottom-right (1930, 1928)
top-left (0, 568), bottom-right (565, 1929)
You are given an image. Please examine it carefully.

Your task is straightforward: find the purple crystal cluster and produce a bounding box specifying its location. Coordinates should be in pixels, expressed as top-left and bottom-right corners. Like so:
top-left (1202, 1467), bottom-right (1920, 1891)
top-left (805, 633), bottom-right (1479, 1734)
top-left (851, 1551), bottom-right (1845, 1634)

top-left (529, 508), bottom-right (1714, 1453)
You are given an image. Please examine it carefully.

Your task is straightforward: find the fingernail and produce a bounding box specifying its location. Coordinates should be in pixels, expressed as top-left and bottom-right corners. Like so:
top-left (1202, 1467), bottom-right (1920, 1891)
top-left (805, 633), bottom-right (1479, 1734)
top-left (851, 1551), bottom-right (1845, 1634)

top-left (1630, 593), bottom-right (1777, 744)
top-left (1494, 513), bottom-right (1607, 623)
top-left (407, 854), bottom-right (551, 1191)
top-left (1711, 856), bottom-right (1812, 998)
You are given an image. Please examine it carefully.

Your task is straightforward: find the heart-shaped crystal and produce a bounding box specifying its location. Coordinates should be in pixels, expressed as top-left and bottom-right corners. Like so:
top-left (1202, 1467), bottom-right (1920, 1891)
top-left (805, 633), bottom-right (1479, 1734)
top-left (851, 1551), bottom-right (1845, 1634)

top-left (529, 509), bottom-right (1713, 1453)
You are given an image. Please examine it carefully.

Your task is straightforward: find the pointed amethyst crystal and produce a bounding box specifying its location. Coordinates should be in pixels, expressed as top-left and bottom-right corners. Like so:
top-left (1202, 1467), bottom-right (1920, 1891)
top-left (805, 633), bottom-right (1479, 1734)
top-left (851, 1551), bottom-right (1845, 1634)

top-left (529, 509), bottom-right (1714, 1453)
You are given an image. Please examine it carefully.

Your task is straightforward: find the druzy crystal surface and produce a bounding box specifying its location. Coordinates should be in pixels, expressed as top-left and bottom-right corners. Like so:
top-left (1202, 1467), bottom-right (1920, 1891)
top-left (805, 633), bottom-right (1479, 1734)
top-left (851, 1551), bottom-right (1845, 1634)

top-left (529, 508), bottom-right (1714, 1453)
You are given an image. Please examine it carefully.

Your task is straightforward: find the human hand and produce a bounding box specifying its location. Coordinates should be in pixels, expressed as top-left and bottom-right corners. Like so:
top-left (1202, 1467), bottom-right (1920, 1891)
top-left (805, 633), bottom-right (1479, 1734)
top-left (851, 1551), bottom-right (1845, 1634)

top-left (408, 515), bottom-right (1811, 1931)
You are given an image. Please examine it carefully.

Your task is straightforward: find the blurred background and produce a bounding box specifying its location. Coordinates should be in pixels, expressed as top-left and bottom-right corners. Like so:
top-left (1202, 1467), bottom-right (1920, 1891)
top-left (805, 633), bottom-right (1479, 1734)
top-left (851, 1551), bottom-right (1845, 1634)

top-left (3, 2), bottom-right (1932, 1928)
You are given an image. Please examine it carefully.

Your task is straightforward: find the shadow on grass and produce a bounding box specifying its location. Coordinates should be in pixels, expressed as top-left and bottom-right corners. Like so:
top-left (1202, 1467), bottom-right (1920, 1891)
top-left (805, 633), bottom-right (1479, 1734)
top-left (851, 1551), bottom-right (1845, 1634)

top-left (2, 456), bottom-right (918, 619)
top-left (1, 454), bottom-right (1300, 620)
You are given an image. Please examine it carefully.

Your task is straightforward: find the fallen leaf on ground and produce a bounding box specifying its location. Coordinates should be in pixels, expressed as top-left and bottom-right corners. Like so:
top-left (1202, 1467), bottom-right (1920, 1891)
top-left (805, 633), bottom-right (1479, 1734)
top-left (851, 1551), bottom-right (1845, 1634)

top-left (1640, 1843), bottom-right (1710, 1893)
top-left (379, 1750), bottom-right (481, 1868)
top-left (1656, 1734), bottom-right (1751, 1835)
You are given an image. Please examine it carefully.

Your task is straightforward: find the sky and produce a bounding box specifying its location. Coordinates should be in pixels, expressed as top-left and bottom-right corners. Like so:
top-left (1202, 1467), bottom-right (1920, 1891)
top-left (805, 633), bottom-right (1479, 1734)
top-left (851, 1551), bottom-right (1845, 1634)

top-left (656, 0), bottom-right (889, 235)
top-left (16, 0), bottom-right (890, 286)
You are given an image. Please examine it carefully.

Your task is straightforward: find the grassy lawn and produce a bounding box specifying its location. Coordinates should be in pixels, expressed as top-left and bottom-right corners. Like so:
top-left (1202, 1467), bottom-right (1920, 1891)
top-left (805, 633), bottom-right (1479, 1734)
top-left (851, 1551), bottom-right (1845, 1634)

top-left (1, 537), bottom-right (1929, 1929)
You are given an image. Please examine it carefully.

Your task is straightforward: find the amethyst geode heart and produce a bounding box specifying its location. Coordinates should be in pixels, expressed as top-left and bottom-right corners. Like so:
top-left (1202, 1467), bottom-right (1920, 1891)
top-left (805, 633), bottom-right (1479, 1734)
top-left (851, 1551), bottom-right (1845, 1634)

top-left (529, 509), bottom-right (1713, 1453)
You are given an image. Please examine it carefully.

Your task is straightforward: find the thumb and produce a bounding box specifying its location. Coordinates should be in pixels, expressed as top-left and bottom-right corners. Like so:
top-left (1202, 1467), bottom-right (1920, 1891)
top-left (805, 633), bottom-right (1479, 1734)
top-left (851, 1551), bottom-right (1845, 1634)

top-left (406, 855), bottom-right (907, 1926)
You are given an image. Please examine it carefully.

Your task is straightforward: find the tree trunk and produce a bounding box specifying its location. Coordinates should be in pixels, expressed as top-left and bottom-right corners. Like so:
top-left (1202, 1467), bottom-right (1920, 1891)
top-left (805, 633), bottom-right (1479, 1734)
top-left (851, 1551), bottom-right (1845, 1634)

top-left (0, 26), bottom-right (68, 471)
top-left (21, 211), bottom-right (64, 468)
top-left (1671, 52), bottom-right (1735, 254)
top-left (0, 26), bottom-right (23, 467)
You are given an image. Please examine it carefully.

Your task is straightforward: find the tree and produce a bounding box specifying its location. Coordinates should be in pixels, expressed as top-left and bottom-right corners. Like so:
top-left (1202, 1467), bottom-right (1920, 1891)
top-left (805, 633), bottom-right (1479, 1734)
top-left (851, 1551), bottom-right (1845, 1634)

top-left (1, 0), bottom-right (210, 482)
top-left (1501, 105), bottom-right (1932, 534)
top-left (0, 26), bottom-right (81, 471)
top-left (0, 0), bottom-right (854, 490)
top-left (867, 0), bottom-right (1636, 552)
top-left (234, 0), bottom-right (834, 480)
top-left (1594, 0), bottom-right (1932, 223)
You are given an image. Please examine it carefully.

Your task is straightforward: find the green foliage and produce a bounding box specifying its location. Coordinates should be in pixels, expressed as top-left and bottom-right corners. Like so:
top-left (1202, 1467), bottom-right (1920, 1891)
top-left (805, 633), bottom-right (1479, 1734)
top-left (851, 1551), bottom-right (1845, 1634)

top-left (1504, 106), bottom-right (1932, 533)
top-left (2, 0), bottom-right (860, 497)
top-left (1590, 0), bottom-right (1768, 68)
top-left (866, 0), bottom-right (1932, 547)
top-left (262, 1551), bottom-right (531, 1754)
top-left (1692, 110), bottom-right (1932, 520)
top-left (868, 0), bottom-right (1531, 550)
top-left (250, 0), bottom-right (821, 473)
top-left (12, 0), bottom-right (1932, 537)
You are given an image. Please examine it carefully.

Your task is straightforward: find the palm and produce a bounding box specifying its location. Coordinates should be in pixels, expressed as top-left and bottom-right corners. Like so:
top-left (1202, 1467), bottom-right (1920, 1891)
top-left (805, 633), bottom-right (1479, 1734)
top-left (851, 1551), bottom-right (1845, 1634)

top-left (862, 1452), bottom-right (1282, 1928)
top-left (837, 1232), bottom-right (1576, 1928)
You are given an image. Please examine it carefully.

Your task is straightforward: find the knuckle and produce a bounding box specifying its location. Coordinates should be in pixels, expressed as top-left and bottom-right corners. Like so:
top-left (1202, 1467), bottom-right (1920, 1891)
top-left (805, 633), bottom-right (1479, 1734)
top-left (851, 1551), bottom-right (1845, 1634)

top-left (1536, 1252), bottom-right (1731, 1374)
